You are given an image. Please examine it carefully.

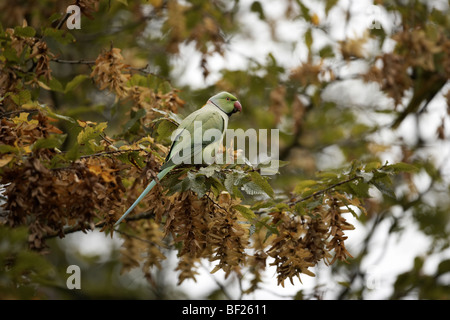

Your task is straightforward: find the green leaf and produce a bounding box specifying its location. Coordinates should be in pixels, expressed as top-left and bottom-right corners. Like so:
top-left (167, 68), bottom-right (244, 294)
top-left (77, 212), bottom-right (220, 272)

top-left (296, 1), bottom-right (311, 22)
top-left (184, 171), bottom-right (208, 197)
top-left (198, 164), bottom-right (220, 178)
top-left (46, 77), bottom-right (64, 93)
top-left (208, 176), bottom-right (226, 197)
top-left (163, 167), bottom-right (191, 194)
top-left (43, 28), bottom-right (75, 44)
top-left (356, 171), bottom-right (374, 182)
top-left (365, 161), bottom-right (381, 171)
top-left (345, 204), bottom-right (360, 218)
top-left (370, 26), bottom-right (387, 48)
top-left (242, 181), bottom-right (266, 196)
top-left (319, 45), bottom-right (335, 59)
top-left (156, 118), bottom-right (177, 142)
top-left (77, 122), bottom-right (108, 145)
top-left (49, 154), bottom-right (68, 169)
top-left (384, 162), bottom-right (419, 174)
top-left (293, 202), bottom-right (306, 215)
top-left (348, 180), bottom-right (371, 198)
top-left (3, 47), bottom-right (20, 62)
top-left (233, 204), bottom-right (256, 220)
top-left (251, 200), bottom-right (276, 211)
top-left (158, 81), bottom-right (173, 94)
top-left (257, 218), bottom-right (280, 237)
top-left (250, 1), bottom-right (265, 20)
top-left (11, 90), bottom-right (31, 105)
top-left (123, 109), bottom-right (146, 132)
top-left (64, 144), bottom-right (80, 161)
top-left (40, 105), bottom-right (77, 124)
top-left (128, 74), bottom-right (147, 87)
top-left (0, 225), bottom-right (55, 296)
top-left (224, 171), bottom-right (243, 195)
top-left (48, 13), bottom-right (62, 24)
top-left (151, 108), bottom-right (182, 125)
top-left (232, 185), bottom-right (245, 199)
top-left (338, 281), bottom-right (351, 288)
top-left (371, 175), bottom-right (395, 199)
top-left (0, 144), bottom-right (19, 153)
top-left (316, 171), bottom-right (339, 181)
top-left (249, 171), bottom-right (274, 198)
top-left (65, 74), bottom-right (89, 93)
top-left (349, 159), bottom-right (363, 175)
top-left (306, 197), bottom-right (323, 210)
top-left (437, 259), bottom-right (450, 276)
top-left (258, 159), bottom-right (289, 175)
top-left (116, 151), bottom-right (144, 167)
top-left (14, 26), bottom-right (36, 38)
top-left (293, 180), bottom-right (318, 195)
top-left (305, 28), bottom-right (313, 52)
top-left (325, 0), bottom-right (339, 15)
top-left (32, 134), bottom-right (67, 151)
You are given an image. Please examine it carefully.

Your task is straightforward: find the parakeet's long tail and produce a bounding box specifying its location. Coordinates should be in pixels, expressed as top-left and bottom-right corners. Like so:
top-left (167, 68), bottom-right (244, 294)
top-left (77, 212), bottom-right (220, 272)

top-left (114, 165), bottom-right (175, 226)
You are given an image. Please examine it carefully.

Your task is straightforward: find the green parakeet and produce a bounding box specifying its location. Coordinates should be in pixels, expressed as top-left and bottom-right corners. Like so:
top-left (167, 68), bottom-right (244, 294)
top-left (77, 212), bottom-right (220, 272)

top-left (115, 92), bottom-right (242, 226)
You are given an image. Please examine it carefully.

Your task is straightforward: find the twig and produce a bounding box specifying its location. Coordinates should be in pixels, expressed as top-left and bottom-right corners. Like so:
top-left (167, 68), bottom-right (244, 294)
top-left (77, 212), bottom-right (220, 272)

top-left (43, 220), bottom-right (106, 239)
top-left (50, 58), bottom-right (170, 81)
top-left (50, 58), bottom-right (96, 65)
top-left (237, 274), bottom-right (244, 300)
top-left (288, 176), bottom-right (360, 206)
top-left (115, 228), bottom-right (167, 248)
top-left (99, 133), bottom-right (115, 147)
top-left (336, 210), bottom-right (385, 300)
top-left (0, 109), bottom-right (40, 118)
top-left (204, 192), bottom-right (227, 211)
top-left (200, 263), bottom-right (234, 300)
top-left (120, 208), bottom-right (155, 222)
top-left (55, 12), bottom-right (71, 30)
top-left (126, 65), bottom-right (172, 83)
top-left (79, 148), bottom-right (143, 159)
top-left (42, 208), bottom-right (156, 240)
top-left (127, 65), bottom-right (162, 78)
top-left (252, 175), bottom-right (361, 216)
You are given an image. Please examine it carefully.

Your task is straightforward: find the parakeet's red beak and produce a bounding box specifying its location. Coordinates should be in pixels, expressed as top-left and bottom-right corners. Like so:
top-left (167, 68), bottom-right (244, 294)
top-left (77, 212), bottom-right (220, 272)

top-left (233, 101), bottom-right (242, 113)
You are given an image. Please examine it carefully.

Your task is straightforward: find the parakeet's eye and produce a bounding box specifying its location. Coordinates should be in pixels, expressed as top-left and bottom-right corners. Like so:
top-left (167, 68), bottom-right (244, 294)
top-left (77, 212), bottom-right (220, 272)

top-left (226, 97), bottom-right (230, 101)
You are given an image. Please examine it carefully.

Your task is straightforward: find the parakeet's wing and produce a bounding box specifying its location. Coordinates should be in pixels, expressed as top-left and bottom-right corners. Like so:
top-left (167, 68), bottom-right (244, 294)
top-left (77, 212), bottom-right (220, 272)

top-left (162, 105), bottom-right (225, 169)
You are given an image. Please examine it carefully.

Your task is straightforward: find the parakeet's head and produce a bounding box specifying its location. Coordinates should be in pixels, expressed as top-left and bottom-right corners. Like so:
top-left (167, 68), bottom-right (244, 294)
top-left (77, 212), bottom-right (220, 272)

top-left (208, 92), bottom-right (242, 116)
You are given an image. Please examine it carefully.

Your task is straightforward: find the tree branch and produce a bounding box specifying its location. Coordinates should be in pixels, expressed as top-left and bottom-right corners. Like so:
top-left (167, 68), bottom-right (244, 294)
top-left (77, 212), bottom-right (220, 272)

top-left (336, 210), bottom-right (386, 300)
top-left (115, 228), bottom-right (167, 248)
top-left (55, 12), bottom-right (71, 30)
top-left (288, 176), bottom-right (360, 206)
top-left (50, 58), bottom-right (170, 81)
top-left (0, 109), bottom-right (40, 118)
top-left (78, 148), bottom-right (143, 159)
top-left (201, 263), bottom-right (234, 300)
top-left (42, 208), bottom-right (156, 240)
top-left (251, 175), bottom-right (361, 217)
top-left (50, 58), bottom-right (96, 65)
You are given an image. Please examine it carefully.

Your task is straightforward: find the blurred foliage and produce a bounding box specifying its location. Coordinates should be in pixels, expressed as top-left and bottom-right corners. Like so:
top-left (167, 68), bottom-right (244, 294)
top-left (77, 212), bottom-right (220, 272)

top-left (0, 0), bottom-right (449, 299)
